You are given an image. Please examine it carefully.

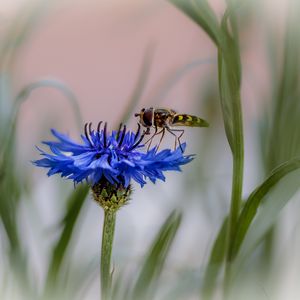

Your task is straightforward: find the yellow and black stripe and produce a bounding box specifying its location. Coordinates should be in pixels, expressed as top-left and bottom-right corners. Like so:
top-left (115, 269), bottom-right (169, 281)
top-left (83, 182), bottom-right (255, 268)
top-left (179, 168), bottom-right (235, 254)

top-left (172, 114), bottom-right (209, 127)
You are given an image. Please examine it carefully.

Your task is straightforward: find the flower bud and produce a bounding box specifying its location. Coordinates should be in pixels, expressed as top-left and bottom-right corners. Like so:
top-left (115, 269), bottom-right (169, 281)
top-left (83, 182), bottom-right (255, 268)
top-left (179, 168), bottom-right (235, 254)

top-left (92, 179), bottom-right (131, 212)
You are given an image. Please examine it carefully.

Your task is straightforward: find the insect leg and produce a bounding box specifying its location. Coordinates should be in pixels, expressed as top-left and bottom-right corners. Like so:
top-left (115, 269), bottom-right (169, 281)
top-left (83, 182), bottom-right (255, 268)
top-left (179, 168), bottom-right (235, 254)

top-left (147, 127), bottom-right (164, 150)
top-left (143, 126), bottom-right (156, 149)
top-left (156, 128), bottom-right (166, 152)
top-left (166, 127), bottom-right (185, 152)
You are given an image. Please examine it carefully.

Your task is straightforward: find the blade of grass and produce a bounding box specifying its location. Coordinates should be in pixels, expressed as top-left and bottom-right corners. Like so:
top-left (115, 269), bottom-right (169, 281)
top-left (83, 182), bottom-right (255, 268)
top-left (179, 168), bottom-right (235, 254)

top-left (0, 0), bottom-right (51, 71)
top-left (232, 166), bottom-right (300, 279)
top-left (0, 74), bottom-right (13, 131)
top-left (130, 210), bottom-right (182, 300)
top-left (111, 269), bottom-right (136, 300)
top-left (203, 176), bottom-right (289, 296)
top-left (0, 120), bottom-right (34, 299)
top-left (0, 77), bottom-right (83, 267)
top-left (202, 217), bottom-right (228, 299)
top-left (12, 78), bottom-right (83, 130)
top-left (217, 6), bottom-right (244, 293)
top-left (169, 0), bottom-right (244, 294)
top-left (59, 257), bottom-right (98, 300)
top-left (1, 78), bottom-right (83, 168)
top-left (44, 184), bottom-right (89, 292)
top-left (230, 158), bottom-right (300, 260)
top-left (168, 0), bottom-right (222, 47)
top-left (265, 0), bottom-right (300, 172)
top-left (258, 0), bottom-right (300, 271)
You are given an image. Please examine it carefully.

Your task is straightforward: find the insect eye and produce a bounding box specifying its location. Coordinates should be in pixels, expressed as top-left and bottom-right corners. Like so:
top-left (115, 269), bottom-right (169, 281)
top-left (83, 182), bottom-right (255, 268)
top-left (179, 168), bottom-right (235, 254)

top-left (141, 108), bottom-right (145, 112)
top-left (142, 109), bottom-right (153, 127)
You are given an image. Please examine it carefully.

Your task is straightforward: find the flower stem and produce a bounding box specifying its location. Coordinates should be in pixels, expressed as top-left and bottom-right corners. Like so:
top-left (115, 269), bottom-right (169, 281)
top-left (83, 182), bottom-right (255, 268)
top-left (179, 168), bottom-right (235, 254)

top-left (101, 209), bottom-right (116, 300)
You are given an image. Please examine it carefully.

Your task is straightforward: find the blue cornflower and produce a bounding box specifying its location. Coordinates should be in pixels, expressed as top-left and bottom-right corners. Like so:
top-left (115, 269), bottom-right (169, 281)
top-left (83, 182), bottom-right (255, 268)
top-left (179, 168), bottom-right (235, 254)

top-left (33, 123), bottom-right (194, 189)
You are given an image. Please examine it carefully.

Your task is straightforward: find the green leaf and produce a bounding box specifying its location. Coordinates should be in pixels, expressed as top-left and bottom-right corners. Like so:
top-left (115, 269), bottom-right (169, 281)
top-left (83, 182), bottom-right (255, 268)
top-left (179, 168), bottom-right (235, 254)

top-left (1, 78), bottom-right (84, 162)
top-left (231, 158), bottom-right (300, 261)
top-left (0, 1), bottom-right (51, 70)
top-left (13, 78), bottom-right (83, 129)
top-left (111, 270), bottom-right (133, 300)
top-left (60, 257), bottom-right (99, 300)
top-left (202, 217), bottom-right (228, 299)
top-left (45, 184), bottom-right (89, 290)
top-left (265, 0), bottom-right (300, 171)
top-left (218, 11), bottom-right (242, 155)
top-left (217, 54), bottom-right (235, 152)
top-left (131, 210), bottom-right (182, 300)
top-left (168, 0), bottom-right (222, 47)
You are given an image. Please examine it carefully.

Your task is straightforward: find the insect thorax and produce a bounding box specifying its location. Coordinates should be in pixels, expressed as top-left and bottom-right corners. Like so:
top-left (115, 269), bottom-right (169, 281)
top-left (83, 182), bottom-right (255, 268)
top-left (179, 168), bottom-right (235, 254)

top-left (152, 109), bottom-right (174, 128)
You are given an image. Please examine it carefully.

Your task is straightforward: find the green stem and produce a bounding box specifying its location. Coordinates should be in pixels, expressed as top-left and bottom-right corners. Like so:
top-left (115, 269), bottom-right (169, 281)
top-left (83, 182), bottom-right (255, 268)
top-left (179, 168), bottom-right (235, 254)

top-left (224, 146), bottom-right (244, 293)
top-left (224, 86), bottom-right (244, 298)
top-left (101, 209), bottom-right (116, 300)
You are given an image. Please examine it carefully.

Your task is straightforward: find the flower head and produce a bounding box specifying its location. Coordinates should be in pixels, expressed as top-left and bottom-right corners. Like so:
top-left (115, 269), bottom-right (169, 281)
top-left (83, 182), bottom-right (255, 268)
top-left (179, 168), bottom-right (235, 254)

top-left (33, 123), bottom-right (194, 188)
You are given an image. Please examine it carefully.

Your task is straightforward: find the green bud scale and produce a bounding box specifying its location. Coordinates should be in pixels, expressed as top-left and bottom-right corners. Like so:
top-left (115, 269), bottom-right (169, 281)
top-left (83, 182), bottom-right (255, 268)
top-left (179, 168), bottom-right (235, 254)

top-left (92, 179), bottom-right (132, 212)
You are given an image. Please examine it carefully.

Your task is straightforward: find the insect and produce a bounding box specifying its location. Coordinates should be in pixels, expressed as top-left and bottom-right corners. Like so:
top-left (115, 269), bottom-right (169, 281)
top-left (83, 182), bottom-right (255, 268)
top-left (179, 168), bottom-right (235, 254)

top-left (134, 107), bottom-right (209, 151)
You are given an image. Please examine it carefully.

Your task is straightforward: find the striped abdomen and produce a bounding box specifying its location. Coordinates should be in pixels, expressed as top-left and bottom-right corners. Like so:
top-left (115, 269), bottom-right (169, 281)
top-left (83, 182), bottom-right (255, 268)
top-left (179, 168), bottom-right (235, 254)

top-left (172, 114), bottom-right (209, 127)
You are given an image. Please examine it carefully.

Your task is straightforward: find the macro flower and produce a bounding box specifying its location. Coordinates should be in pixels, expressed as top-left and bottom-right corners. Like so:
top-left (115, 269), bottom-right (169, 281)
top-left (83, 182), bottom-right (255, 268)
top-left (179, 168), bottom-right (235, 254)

top-left (33, 123), bottom-right (194, 189)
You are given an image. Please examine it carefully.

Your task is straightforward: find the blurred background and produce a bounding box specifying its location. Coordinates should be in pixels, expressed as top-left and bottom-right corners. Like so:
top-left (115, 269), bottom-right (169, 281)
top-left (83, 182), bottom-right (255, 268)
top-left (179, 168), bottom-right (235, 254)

top-left (1, 0), bottom-right (300, 299)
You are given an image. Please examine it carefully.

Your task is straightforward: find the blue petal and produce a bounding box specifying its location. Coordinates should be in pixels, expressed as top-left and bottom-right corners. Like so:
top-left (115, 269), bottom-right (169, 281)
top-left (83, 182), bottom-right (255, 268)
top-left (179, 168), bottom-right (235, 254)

top-left (33, 128), bottom-right (194, 187)
top-left (73, 152), bottom-right (95, 168)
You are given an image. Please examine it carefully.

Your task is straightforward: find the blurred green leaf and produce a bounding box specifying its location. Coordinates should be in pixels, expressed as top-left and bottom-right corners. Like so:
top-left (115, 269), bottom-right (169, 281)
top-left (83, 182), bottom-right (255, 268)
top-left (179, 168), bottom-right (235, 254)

top-left (130, 210), bottom-right (182, 300)
top-left (1, 78), bottom-right (84, 177)
top-left (216, 9), bottom-right (244, 290)
top-left (0, 3), bottom-right (57, 297)
top-left (264, 0), bottom-right (300, 172)
top-left (232, 158), bottom-right (300, 262)
top-left (169, 0), bottom-right (244, 292)
top-left (257, 0), bottom-right (300, 270)
top-left (218, 8), bottom-right (242, 155)
top-left (59, 257), bottom-right (99, 300)
top-left (159, 269), bottom-right (199, 300)
top-left (168, 0), bottom-right (222, 47)
top-left (13, 78), bottom-right (83, 129)
top-left (111, 270), bottom-right (132, 300)
top-left (0, 1), bottom-right (51, 71)
top-left (217, 54), bottom-right (234, 152)
top-left (0, 74), bottom-right (13, 131)
top-left (168, 0), bottom-right (243, 156)
top-left (45, 184), bottom-right (89, 290)
top-left (202, 217), bottom-right (228, 299)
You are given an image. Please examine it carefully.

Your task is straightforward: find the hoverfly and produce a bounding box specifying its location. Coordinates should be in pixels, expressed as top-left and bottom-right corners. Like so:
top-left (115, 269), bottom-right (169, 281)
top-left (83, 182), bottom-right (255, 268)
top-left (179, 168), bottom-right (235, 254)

top-left (134, 107), bottom-right (209, 151)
